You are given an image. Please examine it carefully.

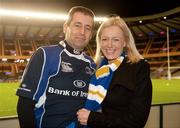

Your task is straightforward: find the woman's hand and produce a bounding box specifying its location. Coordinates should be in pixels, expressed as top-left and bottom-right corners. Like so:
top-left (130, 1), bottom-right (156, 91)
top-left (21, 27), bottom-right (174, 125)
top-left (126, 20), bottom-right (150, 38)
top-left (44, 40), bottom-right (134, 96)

top-left (77, 108), bottom-right (90, 125)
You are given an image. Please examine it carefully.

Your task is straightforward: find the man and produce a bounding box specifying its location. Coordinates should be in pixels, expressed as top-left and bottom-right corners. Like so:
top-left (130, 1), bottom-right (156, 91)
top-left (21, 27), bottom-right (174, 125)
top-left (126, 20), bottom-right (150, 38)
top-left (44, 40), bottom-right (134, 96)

top-left (16, 6), bottom-right (96, 128)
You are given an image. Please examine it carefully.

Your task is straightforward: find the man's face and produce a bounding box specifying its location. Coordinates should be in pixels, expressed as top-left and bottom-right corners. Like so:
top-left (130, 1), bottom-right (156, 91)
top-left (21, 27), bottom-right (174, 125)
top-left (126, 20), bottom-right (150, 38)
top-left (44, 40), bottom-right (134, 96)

top-left (64, 12), bottom-right (94, 51)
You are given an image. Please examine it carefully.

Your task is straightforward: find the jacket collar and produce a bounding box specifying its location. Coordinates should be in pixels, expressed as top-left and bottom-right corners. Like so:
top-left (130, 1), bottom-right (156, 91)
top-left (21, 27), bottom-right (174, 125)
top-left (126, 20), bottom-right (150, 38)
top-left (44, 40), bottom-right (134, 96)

top-left (109, 58), bottom-right (136, 91)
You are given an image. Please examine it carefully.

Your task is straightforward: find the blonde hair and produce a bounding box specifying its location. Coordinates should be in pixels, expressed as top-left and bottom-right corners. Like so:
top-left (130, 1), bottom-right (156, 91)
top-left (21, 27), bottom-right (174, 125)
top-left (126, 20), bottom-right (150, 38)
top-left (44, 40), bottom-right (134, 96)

top-left (94, 16), bottom-right (143, 65)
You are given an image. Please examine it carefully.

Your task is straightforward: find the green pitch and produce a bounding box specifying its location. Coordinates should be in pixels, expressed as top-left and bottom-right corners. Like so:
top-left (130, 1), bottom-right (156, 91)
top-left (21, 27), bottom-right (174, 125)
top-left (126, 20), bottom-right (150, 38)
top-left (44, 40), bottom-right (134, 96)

top-left (0, 82), bottom-right (19, 117)
top-left (0, 79), bottom-right (180, 117)
top-left (152, 79), bottom-right (180, 104)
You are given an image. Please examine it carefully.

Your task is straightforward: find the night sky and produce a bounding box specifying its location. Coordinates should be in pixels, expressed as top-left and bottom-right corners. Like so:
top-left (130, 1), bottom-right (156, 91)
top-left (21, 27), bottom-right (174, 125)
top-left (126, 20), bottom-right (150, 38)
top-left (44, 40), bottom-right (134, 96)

top-left (1, 0), bottom-right (179, 17)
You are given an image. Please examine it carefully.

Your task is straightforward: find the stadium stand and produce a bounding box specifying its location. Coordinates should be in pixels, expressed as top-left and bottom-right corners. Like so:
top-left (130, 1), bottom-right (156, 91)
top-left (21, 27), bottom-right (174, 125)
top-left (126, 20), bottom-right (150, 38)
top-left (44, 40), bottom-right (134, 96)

top-left (0, 7), bottom-right (180, 82)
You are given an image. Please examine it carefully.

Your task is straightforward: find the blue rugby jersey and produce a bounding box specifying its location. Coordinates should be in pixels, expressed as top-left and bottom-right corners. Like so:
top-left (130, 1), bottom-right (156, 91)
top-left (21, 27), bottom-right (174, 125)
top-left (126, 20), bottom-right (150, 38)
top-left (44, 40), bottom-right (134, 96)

top-left (16, 41), bottom-right (96, 128)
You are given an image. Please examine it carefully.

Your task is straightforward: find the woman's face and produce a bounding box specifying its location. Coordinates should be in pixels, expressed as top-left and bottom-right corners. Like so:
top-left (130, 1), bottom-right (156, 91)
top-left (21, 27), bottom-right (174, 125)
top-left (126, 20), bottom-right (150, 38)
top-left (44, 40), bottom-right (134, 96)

top-left (100, 25), bottom-right (125, 61)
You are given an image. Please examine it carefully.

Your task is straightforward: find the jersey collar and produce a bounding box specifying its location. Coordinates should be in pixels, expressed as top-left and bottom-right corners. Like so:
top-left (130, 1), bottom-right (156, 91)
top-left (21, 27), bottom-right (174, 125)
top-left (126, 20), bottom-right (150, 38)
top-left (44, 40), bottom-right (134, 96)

top-left (59, 40), bottom-right (82, 55)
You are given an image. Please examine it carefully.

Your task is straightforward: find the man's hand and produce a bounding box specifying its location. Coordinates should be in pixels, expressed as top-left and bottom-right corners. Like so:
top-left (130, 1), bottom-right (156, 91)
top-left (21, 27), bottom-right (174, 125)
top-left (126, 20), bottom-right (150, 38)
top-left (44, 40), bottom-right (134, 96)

top-left (77, 108), bottom-right (90, 125)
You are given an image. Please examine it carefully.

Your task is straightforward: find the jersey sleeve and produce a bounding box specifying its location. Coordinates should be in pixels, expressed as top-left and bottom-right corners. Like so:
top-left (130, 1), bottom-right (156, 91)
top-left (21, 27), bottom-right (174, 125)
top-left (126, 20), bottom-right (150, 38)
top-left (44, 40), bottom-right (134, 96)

top-left (16, 48), bottom-right (45, 100)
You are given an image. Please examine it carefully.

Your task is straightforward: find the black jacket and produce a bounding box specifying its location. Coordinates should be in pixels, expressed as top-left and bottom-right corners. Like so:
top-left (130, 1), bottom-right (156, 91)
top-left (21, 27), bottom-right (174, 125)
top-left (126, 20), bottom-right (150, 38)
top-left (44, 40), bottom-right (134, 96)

top-left (87, 58), bottom-right (152, 128)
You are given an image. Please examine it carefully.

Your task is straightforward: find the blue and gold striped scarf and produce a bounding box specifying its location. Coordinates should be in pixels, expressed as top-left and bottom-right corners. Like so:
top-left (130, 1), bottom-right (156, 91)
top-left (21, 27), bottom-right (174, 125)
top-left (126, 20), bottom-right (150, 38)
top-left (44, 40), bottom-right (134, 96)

top-left (84, 56), bottom-right (124, 111)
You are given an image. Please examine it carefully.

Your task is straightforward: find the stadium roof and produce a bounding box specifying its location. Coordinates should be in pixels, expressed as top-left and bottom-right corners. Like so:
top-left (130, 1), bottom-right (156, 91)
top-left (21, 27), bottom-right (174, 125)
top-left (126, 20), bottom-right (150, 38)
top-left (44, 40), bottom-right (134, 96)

top-left (0, 5), bottom-right (179, 41)
top-left (1, 0), bottom-right (179, 41)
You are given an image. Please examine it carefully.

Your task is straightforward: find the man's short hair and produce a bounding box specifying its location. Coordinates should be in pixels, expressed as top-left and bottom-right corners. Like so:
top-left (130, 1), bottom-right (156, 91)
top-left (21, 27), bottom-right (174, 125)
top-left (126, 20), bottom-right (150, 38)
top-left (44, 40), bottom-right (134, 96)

top-left (66, 6), bottom-right (95, 26)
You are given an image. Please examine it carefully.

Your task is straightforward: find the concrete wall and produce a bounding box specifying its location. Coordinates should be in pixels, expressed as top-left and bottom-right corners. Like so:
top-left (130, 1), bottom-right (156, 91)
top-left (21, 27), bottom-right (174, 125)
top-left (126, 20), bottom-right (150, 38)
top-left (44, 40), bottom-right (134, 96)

top-left (145, 103), bottom-right (180, 128)
top-left (0, 103), bottom-right (180, 128)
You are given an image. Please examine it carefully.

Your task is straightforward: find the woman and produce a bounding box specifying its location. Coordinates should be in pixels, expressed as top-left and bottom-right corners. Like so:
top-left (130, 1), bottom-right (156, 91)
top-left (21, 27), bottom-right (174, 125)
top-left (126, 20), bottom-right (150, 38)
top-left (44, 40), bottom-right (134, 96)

top-left (77, 16), bottom-right (152, 128)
